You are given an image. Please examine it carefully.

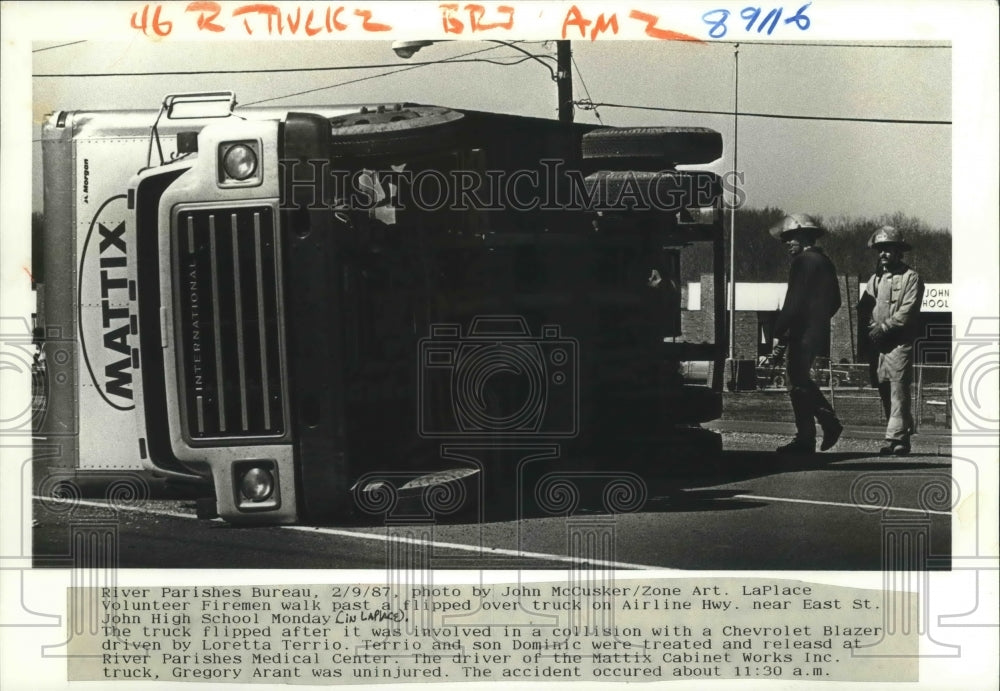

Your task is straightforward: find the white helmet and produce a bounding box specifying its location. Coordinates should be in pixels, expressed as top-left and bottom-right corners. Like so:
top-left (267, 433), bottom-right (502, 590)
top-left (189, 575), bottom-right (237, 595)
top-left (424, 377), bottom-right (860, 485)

top-left (769, 213), bottom-right (825, 241)
top-left (868, 225), bottom-right (912, 251)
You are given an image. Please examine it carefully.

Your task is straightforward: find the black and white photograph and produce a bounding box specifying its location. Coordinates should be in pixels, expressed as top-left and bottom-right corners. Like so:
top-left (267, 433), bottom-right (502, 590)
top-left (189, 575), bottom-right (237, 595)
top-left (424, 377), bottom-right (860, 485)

top-left (1, 1), bottom-right (998, 689)
top-left (25, 18), bottom-right (958, 570)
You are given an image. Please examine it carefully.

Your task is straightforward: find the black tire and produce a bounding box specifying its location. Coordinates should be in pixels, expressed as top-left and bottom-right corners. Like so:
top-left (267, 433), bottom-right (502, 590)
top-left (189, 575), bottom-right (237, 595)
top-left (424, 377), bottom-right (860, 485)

top-left (772, 374), bottom-right (786, 389)
top-left (582, 126), bottom-right (723, 167)
top-left (583, 170), bottom-right (720, 212)
top-left (329, 104), bottom-right (464, 157)
top-left (195, 497), bottom-right (219, 520)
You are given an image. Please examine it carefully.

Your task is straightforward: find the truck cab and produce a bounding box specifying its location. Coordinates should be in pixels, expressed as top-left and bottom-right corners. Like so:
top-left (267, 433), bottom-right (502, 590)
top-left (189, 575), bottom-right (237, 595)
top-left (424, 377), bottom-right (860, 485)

top-left (39, 92), bottom-right (726, 524)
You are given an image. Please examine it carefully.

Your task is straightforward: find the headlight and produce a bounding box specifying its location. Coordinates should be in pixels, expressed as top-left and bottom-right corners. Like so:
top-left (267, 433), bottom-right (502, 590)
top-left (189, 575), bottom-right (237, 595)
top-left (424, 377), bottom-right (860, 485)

top-left (233, 460), bottom-right (281, 512)
top-left (221, 142), bottom-right (258, 182)
top-left (239, 466), bottom-right (274, 502)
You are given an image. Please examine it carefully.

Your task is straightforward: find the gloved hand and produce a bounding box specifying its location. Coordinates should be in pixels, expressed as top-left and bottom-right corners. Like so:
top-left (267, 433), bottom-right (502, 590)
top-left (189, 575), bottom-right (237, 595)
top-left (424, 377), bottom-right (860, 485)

top-left (771, 342), bottom-right (787, 366)
top-left (868, 323), bottom-right (886, 346)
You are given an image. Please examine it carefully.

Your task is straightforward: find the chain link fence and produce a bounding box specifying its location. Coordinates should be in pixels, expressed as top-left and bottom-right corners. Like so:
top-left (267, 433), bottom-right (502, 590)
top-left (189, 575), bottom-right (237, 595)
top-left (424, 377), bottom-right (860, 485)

top-left (691, 359), bottom-right (953, 431)
top-left (751, 361), bottom-right (951, 431)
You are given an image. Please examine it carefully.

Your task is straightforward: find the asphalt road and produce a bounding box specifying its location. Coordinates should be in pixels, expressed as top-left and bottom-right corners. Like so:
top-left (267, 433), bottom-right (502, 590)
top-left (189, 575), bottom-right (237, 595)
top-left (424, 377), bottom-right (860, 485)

top-left (32, 423), bottom-right (951, 572)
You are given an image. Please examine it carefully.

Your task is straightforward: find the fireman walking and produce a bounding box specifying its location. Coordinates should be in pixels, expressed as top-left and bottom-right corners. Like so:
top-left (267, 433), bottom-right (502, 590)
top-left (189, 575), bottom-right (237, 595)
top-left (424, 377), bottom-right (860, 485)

top-left (863, 226), bottom-right (924, 455)
top-left (770, 214), bottom-right (844, 454)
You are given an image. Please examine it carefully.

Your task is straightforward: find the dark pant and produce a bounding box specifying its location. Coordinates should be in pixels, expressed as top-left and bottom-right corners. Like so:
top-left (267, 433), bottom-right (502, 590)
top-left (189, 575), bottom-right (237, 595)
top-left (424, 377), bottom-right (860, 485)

top-left (786, 344), bottom-right (839, 441)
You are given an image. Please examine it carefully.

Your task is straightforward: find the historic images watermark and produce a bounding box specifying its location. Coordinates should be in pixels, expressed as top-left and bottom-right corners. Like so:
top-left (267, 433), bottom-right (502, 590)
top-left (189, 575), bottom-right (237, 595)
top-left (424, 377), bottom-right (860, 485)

top-left (278, 159), bottom-right (746, 214)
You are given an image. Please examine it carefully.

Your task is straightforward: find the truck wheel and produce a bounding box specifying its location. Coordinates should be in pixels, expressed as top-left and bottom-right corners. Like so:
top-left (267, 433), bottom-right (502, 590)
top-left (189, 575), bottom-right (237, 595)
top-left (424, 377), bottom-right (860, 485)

top-left (195, 497), bottom-right (219, 520)
top-left (582, 126), bottom-right (723, 168)
top-left (329, 104), bottom-right (464, 157)
top-left (772, 374), bottom-right (786, 389)
top-left (584, 170), bottom-right (720, 212)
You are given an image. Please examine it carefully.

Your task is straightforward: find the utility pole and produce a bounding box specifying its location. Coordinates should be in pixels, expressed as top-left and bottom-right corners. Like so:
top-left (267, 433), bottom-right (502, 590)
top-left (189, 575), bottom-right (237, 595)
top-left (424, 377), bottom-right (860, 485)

top-left (728, 43), bottom-right (739, 363)
top-left (393, 39), bottom-right (574, 124)
top-left (556, 40), bottom-right (574, 124)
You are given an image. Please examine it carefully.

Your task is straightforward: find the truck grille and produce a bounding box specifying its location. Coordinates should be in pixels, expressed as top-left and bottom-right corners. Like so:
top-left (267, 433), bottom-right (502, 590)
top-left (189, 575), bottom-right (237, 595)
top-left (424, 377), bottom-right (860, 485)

top-left (174, 205), bottom-right (284, 439)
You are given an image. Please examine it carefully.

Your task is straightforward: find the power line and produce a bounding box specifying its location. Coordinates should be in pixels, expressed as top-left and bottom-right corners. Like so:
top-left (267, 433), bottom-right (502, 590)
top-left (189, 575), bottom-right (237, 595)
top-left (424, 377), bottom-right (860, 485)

top-left (576, 100), bottom-right (951, 125)
top-left (31, 40), bottom-right (949, 126)
top-left (243, 44), bottom-right (509, 106)
top-left (32, 55), bottom-right (552, 79)
top-left (244, 63), bottom-right (427, 106)
top-left (30, 42), bottom-right (531, 132)
top-left (34, 39), bottom-right (949, 78)
top-left (571, 54), bottom-right (603, 125)
top-left (32, 41), bottom-right (87, 53)
top-left (703, 40), bottom-right (949, 49)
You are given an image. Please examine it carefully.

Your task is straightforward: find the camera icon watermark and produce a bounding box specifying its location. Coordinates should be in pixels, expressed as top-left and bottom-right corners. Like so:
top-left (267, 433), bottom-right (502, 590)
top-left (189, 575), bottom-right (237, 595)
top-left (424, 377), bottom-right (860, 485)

top-left (951, 317), bottom-right (999, 436)
top-left (1, 317), bottom-right (73, 437)
top-left (417, 316), bottom-right (578, 438)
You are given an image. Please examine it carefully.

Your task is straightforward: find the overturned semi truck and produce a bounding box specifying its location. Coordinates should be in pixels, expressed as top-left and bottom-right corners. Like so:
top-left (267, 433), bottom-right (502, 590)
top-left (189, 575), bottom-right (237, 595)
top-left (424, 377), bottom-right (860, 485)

top-left (35, 92), bottom-right (726, 524)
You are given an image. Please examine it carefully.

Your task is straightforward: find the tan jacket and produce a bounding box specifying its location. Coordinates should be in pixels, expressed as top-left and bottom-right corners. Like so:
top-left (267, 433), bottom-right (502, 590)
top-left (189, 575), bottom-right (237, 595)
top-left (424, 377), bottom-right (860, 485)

top-left (865, 264), bottom-right (924, 381)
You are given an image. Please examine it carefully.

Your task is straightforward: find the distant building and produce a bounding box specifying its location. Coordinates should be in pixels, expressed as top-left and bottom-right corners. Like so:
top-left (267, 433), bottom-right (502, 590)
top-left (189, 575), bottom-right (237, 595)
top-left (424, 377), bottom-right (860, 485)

top-left (682, 275), bottom-right (952, 365)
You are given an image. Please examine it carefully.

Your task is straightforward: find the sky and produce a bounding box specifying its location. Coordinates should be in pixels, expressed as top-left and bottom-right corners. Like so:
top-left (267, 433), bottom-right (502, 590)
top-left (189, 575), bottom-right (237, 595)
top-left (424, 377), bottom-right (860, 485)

top-left (29, 36), bottom-right (952, 228)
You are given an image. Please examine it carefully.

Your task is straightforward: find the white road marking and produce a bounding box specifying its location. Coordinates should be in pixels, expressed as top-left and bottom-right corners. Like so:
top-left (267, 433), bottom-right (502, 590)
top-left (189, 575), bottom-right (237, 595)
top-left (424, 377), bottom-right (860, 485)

top-left (34, 496), bottom-right (200, 521)
top-left (733, 493), bottom-right (950, 516)
top-left (34, 496), bottom-right (666, 571)
top-left (282, 524), bottom-right (669, 570)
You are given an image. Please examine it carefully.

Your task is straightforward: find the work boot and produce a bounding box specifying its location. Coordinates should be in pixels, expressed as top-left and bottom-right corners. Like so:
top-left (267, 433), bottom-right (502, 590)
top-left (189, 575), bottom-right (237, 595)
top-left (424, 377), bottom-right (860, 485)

top-left (789, 388), bottom-right (815, 446)
top-left (776, 438), bottom-right (815, 455)
top-left (820, 420), bottom-right (843, 451)
top-left (878, 441), bottom-right (897, 456)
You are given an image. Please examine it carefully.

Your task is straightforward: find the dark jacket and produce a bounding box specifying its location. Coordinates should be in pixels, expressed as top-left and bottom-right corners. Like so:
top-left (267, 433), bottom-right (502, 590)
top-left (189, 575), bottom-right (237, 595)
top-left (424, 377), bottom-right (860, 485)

top-left (775, 247), bottom-right (841, 348)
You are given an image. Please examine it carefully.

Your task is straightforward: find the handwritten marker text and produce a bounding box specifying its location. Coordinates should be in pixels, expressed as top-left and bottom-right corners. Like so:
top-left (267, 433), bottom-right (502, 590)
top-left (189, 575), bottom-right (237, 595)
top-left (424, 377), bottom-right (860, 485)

top-left (128, 3), bottom-right (813, 41)
top-left (702, 3), bottom-right (812, 38)
top-left (440, 4), bottom-right (515, 34)
top-left (562, 5), bottom-right (702, 42)
top-left (130, 2), bottom-right (394, 37)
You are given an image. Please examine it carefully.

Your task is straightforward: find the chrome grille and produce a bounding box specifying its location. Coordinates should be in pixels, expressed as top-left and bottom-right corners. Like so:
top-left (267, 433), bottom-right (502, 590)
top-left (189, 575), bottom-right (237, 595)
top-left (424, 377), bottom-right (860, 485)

top-left (175, 205), bottom-right (284, 439)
